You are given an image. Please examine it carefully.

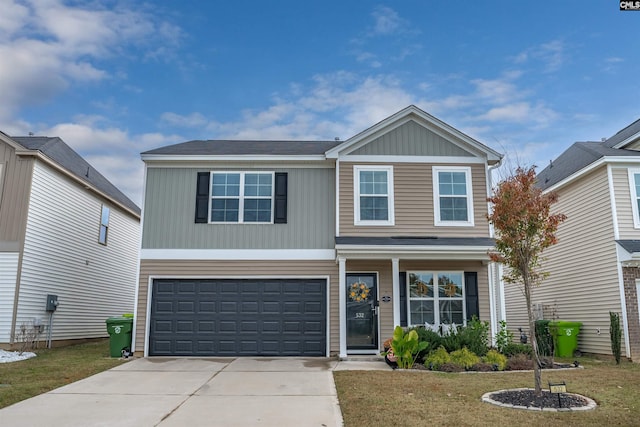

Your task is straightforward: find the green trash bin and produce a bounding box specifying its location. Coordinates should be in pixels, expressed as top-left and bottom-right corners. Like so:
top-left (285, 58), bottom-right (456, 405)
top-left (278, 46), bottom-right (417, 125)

top-left (549, 320), bottom-right (582, 358)
top-left (106, 317), bottom-right (133, 358)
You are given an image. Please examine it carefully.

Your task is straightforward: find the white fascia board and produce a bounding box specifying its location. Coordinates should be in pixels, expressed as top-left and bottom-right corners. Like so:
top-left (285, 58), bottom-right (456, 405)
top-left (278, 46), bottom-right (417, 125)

top-left (543, 157), bottom-right (640, 194)
top-left (341, 155), bottom-right (486, 164)
top-left (141, 249), bottom-right (336, 260)
top-left (140, 154), bottom-right (327, 162)
top-left (335, 245), bottom-right (493, 260)
top-left (610, 131), bottom-right (640, 149)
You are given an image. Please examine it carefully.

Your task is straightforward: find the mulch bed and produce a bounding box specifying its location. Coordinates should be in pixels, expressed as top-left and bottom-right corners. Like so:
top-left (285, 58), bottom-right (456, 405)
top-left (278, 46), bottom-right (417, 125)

top-left (489, 389), bottom-right (589, 409)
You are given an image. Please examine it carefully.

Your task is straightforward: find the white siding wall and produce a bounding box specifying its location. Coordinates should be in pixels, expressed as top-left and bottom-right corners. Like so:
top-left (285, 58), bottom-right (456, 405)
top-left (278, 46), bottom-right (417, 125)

top-left (16, 162), bottom-right (140, 341)
top-left (0, 252), bottom-right (18, 343)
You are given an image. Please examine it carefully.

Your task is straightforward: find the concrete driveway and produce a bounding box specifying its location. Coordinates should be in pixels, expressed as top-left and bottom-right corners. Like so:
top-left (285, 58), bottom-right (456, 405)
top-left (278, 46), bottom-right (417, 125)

top-left (0, 357), bottom-right (389, 426)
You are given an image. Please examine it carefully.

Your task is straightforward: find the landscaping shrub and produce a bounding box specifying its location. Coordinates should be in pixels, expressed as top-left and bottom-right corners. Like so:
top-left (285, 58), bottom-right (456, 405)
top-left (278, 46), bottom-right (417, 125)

top-left (535, 320), bottom-right (554, 357)
top-left (506, 354), bottom-right (534, 371)
top-left (440, 317), bottom-right (490, 356)
top-left (390, 326), bottom-right (428, 369)
top-left (409, 326), bottom-right (442, 362)
top-left (610, 311), bottom-right (622, 364)
top-left (501, 342), bottom-right (533, 357)
top-left (424, 346), bottom-right (450, 370)
top-left (449, 347), bottom-right (480, 370)
top-left (483, 349), bottom-right (507, 371)
top-left (438, 362), bottom-right (464, 372)
top-left (495, 320), bottom-right (514, 353)
top-left (472, 362), bottom-right (495, 372)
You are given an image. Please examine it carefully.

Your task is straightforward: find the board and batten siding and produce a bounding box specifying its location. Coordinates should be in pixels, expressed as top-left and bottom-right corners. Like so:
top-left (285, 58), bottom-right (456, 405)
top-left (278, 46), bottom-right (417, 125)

top-left (142, 167), bottom-right (335, 249)
top-left (0, 253), bottom-right (19, 344)
top-left (15, 161), bottom-right (140, 341)
top-left (339, 162), bottom-right (490, 237)
top-left (611, 165), bottom-right (640, 239)
top-left (0, 141), bottom-right (34, 248)
top-left (136, 260), bottom-right (339, 355)
top-left (504, 166), bottom-right (622, 355)
top-left (349, 120), bottom-right (476, 157)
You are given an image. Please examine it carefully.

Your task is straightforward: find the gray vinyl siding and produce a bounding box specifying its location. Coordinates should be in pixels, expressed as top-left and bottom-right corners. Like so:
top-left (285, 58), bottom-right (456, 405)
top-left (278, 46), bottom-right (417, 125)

top-left (350, 120), bottom-right (475, 157)
top-left (612, 166), bottom-right (639, 238)
top-left (142, 167), bottom-right (335, 249)
top-left (0, 141), bottom-right (34, 249)
top-left (339, 162), bottom-right (490, 237)
top-left (15, 161), bottom-right (139, 341)
top-left (136, 259), bottom-right (339, 355)
top-left (504, 166), bottom-right (623, 355)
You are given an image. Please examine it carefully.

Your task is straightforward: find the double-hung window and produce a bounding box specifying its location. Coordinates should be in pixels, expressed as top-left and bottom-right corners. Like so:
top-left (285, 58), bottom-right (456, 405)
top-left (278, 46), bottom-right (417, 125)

top-left (354, 165), bottom-right (394, 226)
top-left (407, 271), bottom-right (465, 327)
top-left (433, 166), bottom-right (474, 226)
top-left (211, 172), bottom-right (273, 223)
top-left (628, 168), bottom-right (640, 228)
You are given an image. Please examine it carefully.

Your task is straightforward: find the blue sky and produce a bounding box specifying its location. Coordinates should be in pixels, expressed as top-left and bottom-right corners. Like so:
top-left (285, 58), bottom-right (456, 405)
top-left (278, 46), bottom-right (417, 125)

top-left (1, 1), bottom-right (639, 205)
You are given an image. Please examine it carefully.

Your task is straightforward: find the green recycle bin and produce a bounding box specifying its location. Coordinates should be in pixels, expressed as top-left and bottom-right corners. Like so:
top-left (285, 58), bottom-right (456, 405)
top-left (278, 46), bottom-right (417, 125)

top-left (106, 317), bottom-right (133, 358)
top-left (550, 320), bottom-right (582, 358)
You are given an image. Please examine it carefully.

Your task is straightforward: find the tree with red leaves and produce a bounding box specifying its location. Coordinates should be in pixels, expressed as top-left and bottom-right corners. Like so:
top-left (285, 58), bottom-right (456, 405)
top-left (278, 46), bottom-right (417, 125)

top-left (487, 166), bottom-right (567, 395)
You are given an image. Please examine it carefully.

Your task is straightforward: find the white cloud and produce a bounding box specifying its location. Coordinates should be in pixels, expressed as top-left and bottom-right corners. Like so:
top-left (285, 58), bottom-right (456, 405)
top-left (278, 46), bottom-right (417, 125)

top-left (0, 0), bottom-right (182, 121)
top-left (512, 39), bottom-right (566, 72)
top-left (372, 6), bottom-right (404, 35)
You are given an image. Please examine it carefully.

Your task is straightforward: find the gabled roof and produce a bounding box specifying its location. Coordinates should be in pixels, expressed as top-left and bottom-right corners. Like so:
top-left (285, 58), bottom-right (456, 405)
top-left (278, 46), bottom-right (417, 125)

top-left (324, 105), bottom-right (503, 164)
top-left (10, 135), bottom-right (140, 216)
top-left (537, 141), bottom-right (640, 190)
top-left (603, 118), bottom-right (640, 148)
top-left (142, 140), bottom-right (341, 156)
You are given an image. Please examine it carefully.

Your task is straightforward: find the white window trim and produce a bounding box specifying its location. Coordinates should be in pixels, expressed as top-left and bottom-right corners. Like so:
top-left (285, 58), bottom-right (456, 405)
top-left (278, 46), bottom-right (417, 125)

top-left (209, 171), bottom-right (275, 224)
top-left (406, 271), bottom-right (466, 328)
top-left (98, 204), bottom-right (110, 245)
top-left (628, 168), bottom-right (640, 229)
top-left (433, 165), bottom-right (474, 227)
top-left (353, 165), bottom-right (394, 226)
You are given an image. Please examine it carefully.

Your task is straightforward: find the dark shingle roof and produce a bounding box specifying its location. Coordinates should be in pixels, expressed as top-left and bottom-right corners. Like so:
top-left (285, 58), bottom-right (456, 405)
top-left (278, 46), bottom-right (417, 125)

top-left (12, 136), bottom-right (140, 216)
top-left (142, 140), bottom-right (343, 156)
top-left (335, 236), bottom-right (495, 247)
top-left (537, 141), bottom-right (640, 190)
top-left (603, 118), bottom-right (640, 148)
top-left (616, 240), bottom-right (640, 254)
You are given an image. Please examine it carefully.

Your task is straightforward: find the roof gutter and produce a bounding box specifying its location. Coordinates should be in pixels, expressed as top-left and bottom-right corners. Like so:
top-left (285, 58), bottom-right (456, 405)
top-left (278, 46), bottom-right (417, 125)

top-left (543, 156), bottom-right (640, 194)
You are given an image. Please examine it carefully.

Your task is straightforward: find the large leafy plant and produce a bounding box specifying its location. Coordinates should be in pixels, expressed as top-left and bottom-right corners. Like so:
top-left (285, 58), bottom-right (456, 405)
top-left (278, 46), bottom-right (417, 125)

top-left (390, 326), bottom-right (428, 369)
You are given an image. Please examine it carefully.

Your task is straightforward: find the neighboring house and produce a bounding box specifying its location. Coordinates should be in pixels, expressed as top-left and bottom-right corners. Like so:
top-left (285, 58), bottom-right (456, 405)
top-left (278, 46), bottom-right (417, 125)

top-left (503, 118), bottom-right (640, 360)
top-left (0, 132), bottom-right (140, 348)
top-left (134, 105), bottom-right (504, 358)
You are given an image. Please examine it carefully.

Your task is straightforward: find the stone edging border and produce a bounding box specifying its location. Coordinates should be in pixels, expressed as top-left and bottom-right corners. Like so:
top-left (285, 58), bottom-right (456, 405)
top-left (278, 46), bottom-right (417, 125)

top-left (482, 388), bottom-right (598, 412)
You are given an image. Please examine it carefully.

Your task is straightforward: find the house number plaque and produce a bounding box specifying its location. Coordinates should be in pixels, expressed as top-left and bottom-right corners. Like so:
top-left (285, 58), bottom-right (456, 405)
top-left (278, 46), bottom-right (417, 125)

top-left (382, 295), bottom-right (391, 303)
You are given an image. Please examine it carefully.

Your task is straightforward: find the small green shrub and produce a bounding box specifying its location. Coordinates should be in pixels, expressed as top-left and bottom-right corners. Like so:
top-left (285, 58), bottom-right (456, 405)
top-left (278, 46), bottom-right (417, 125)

top-left (501, 342), bottom-right (533, 357)
top-left (535, 320), bottom-right (554, 357)
top-left (506, 354), bottom-right (533, 371)
top-left (409, 326), bottom-right (442, 362)
top-left (495, 320), bottom-right (514, 353)
top-left (449, 347), bottom-right (480, 370)
top-left (610, 311), bottom-right (622, 364)
top-left (424, 346), bottom-right (451, 370)
top-left (440, 317), bottom-right (490, 356)
top-left (483, 349), bottom-right (507, 371)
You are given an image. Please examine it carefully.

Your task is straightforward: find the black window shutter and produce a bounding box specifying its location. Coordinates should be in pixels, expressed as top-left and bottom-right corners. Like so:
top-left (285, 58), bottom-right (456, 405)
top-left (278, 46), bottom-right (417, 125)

top-left (274, 172), bottom-right (288, 224)
top-left (399, 272), bottom-right (407, 327)
top-left (194, 172), bottom-right (210, 223)
top-left (465, 272), bottom-right (479, 321)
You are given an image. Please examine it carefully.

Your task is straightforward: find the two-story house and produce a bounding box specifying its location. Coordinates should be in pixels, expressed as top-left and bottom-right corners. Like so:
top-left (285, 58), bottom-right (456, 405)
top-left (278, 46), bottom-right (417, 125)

top-left (503, 118), bottom-right (640, 361)
top-left (133, 105), bottom-right (504, 358)
top-left (0, 132), bottom-right (140, 348)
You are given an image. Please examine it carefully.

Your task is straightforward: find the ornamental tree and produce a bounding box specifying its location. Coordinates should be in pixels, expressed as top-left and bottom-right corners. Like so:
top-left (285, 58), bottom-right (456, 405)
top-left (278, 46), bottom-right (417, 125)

top-left (487, 166), bottom-right (566, 396)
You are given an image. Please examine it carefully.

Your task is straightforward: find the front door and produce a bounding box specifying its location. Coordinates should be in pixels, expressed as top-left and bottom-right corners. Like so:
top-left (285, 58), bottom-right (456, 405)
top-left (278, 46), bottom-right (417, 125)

top-left (346, 273), bottom-right (378, 351)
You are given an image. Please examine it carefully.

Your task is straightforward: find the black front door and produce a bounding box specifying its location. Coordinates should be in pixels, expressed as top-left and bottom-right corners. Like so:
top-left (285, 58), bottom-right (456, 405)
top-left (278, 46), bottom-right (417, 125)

top-left (346, 273), bottom-right (378, 350)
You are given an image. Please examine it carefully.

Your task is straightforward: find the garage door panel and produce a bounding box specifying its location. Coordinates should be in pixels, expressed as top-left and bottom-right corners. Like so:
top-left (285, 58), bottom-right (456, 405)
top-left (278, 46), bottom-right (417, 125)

top-left (149, 278), bottom-right (326, 356)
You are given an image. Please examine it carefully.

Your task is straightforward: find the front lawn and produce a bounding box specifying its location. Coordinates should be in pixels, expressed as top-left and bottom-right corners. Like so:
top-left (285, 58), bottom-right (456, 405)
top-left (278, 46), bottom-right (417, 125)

top-left (334, 357), bottom-right (640, 427)
top-left (0, 339), bottom-right (127, 409)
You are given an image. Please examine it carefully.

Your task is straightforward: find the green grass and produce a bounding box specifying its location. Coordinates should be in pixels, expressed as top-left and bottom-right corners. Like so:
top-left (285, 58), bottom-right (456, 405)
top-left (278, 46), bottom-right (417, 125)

top-left (0, 339), bottom-right (128, 409)
top-left (334, 357), bottom-right (640, 427)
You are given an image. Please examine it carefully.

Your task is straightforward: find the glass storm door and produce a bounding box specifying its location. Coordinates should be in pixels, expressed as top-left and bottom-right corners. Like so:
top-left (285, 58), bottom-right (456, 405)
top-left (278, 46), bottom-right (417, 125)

top-left (346, 273), bottom-right (378, 350)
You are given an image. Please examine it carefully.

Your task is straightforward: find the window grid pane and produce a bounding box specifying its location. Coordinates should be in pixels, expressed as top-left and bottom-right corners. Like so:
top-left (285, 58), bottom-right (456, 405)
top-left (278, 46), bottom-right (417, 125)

top-left (438, 171), bottom-right (469, 222)
top-left (408, 272), bottom-right (465, 327)
top-left (358, 169), bottom-right (389, 222)
top-left (210, 172), bottom-right (273, 223)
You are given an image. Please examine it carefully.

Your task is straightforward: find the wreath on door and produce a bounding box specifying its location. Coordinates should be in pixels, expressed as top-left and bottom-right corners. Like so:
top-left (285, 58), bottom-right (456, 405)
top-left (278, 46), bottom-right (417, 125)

top-left (349, 282), bottom-right (370, 302)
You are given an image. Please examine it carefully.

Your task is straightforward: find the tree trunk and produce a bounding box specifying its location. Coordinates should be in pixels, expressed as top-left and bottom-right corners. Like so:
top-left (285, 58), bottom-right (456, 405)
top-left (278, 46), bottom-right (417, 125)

top-left (523, 277), bottom-right (543, 396)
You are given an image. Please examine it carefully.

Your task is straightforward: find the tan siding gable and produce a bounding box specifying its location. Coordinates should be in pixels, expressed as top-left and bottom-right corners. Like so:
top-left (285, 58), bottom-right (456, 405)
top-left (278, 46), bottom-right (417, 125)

top-left (504, 166), bottom-right (622, 355)
top-left (0, 141), bottom-right (34, 245)
top-left (349, 120), bottom-right (475, 157)
top-left (339, 162), bottom-right (490, 237)
top-left (613, 166), bottom-right (640, 238)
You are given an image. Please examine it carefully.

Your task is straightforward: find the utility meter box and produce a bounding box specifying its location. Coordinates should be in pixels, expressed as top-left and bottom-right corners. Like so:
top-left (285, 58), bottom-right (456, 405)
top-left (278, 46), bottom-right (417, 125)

top-left (46, 294), bottom-right (59, 312)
